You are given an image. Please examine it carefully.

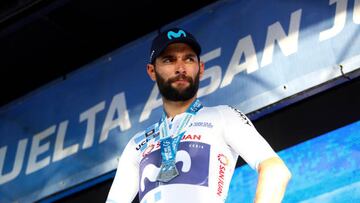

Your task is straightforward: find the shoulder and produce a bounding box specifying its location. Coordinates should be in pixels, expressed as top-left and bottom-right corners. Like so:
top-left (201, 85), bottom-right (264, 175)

top-left (202, 104), bottom-right (244, 115)
top-left (197, 105), bottom-right (248, 120)
top-left (210, 105), bottom-right (253, 127)
top-left (197, 104), bottom-right (236, 114)
top-left (197, 105), bottom-right (243, 117)
top-left (202, 104), bottom-right (243, 112)
top-left (195, 105), bottom-right (226, 121)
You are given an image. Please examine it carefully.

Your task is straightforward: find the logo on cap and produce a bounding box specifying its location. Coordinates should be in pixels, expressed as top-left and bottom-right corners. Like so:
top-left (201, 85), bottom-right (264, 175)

top-left (167, 30), bottom-right (187, 40)
top-left (149, 28), bottom-right (201, 64)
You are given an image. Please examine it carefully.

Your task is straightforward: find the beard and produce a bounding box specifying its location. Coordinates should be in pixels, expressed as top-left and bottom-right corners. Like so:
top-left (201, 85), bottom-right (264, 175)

top-left (155, 68), bottom-right (200, 102)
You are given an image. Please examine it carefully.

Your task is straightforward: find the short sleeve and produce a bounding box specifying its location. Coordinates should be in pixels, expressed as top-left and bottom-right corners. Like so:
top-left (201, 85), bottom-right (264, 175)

top-left (106, 138), bottom-right (140, 203)
top-left (218, 105), bottom-right (278, 171)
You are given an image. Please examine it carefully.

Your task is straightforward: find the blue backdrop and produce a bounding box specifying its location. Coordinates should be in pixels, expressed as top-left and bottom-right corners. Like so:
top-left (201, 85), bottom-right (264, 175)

top-left (1, 0), bottom-right (360, 202)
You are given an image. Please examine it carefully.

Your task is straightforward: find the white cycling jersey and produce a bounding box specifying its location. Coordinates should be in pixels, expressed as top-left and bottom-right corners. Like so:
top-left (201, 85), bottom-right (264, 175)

top-left (106, 105), bottom-right (278, 203)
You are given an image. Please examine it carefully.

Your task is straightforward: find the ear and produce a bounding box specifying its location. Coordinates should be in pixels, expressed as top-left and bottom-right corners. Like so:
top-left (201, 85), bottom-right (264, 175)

top-left (199, 61), bottom-right (205, 79)
top-left (147, 64), bottom-right (156, 81)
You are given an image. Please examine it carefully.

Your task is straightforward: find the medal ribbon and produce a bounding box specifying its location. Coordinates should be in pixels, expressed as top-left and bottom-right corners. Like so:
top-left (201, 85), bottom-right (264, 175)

top-left (157, 99), bottom-right (203, 182)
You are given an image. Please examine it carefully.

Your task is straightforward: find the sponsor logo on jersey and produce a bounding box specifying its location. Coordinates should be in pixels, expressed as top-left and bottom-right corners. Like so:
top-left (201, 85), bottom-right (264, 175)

top-left (228, 105), bottom-right (252, 126)
top-left (190, 122), bottom-right (214, 128)
top-left (137, 134), bottom-right (202, 152)
top-left (142, 144), bottom-right (155, 157)
top-left (134, 128), bottom-right (160, 151)
top-left (217, 153), bottom-right (229, 196)
top-left (134, 123), bottom-right (159, 147)
top-left (217, 154), bottom-right (229, 166)
top-left (145, 129), bottom-right (155, 137)
top-left (139, 141), bottom-right (210, 201)
top-left (182, 134), bottom-right (202, 141)
top-left (136, 140), bottom-right (147, 151)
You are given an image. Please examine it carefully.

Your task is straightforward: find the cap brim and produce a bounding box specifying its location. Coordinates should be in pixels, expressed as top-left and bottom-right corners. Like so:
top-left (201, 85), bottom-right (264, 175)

top-left (153, 38), bottom-right (201, 63)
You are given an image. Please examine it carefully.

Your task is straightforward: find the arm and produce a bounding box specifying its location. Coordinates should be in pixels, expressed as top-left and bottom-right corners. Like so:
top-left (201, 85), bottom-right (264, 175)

top-left (218, 106), bottom-right (291, 202)
top-left (106, 140), bottom-right (139, 203)
top-left (254, 157), bottom-right (291, 203)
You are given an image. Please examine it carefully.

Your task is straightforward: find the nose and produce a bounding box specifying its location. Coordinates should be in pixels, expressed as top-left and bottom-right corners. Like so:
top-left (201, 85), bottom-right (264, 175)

top-left (175, 59), bottom-right (186, 74)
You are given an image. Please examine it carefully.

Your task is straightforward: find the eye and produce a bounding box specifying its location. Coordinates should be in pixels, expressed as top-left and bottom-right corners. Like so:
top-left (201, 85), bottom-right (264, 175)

top-left (162, 58), bottom-right (171, 63)
top-left (161, 57), bottom-right (174, 63)
top-left (185, 56), bottom-right (196, 63)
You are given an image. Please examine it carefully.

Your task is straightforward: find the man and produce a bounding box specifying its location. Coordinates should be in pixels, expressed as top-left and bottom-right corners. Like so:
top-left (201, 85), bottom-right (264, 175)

top-left (106, 27), bottom-right (291, 203)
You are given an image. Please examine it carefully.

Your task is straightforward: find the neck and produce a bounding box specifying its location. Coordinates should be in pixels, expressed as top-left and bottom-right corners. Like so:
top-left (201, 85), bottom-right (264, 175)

top-left (162, 96), bottom-right (197, 118)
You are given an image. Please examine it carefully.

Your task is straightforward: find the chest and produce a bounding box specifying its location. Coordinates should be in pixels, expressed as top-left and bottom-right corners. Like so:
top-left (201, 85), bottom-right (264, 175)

top-left (136, 116), bottom-right (224, 156)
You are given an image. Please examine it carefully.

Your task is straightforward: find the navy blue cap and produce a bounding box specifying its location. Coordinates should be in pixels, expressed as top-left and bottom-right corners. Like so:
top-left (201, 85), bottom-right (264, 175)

top-left (149, 28), bottom-right (201, 64)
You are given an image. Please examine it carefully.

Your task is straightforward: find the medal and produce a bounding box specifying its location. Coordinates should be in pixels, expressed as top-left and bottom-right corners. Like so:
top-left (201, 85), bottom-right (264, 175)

top-left (156, 99), bottom-right (203, 182)
top-left (157, 162), bottom-right (179, 182)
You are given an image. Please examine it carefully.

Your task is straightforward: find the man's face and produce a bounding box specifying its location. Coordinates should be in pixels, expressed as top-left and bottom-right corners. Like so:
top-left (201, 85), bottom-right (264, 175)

top-left (148, 43), bottom-right (204, 101)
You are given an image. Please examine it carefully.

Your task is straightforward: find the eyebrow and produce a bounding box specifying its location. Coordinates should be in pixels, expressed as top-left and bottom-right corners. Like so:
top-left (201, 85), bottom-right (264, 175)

top-left (159, 53), bottom-right (197, 59)
top-left (184, 53), bottom-right (197, 58)
top-left (159, 54), bottom-right (175, 59)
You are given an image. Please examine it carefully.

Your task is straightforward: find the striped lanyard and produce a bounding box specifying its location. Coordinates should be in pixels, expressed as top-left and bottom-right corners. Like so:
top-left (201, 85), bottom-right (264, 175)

top-left (157, 99), bottom-right (203, 182)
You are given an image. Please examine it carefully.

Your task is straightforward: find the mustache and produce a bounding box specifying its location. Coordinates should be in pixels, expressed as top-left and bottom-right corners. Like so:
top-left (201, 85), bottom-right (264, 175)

top-left (168, 74), bottom-right (192, 83)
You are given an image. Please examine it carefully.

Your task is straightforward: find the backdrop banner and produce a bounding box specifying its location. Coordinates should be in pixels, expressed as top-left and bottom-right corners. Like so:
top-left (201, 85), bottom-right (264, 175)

top-left (1, 0), bottom-right (359, 202)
